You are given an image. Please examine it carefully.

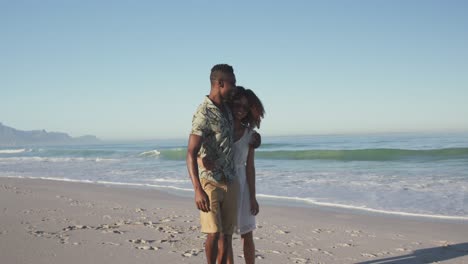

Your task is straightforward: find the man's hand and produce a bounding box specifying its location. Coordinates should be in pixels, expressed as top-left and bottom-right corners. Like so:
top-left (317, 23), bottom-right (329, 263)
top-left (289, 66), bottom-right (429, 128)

top-left (250, 198), bottom-right (259, 215)
top-left (195, 188), bottom-right (210, 212)
top-left (249, 132), bottom-right (261, 149)
top-left (187, 134), bottom-right (211, 212)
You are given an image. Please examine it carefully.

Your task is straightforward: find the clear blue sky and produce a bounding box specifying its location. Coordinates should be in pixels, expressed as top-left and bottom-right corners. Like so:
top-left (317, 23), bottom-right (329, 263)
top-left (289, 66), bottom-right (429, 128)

top-left (1, 0), bottom-right (467, 140)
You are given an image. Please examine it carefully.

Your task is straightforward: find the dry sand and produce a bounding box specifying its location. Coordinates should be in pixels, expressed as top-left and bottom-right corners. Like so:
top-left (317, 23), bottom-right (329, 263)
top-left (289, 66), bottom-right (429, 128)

top-left (1, 177), bottom-right (467, 264)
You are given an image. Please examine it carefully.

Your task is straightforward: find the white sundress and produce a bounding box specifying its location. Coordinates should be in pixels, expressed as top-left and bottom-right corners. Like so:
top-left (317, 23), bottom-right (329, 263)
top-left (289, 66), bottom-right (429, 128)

top-left (233, 128), bottom-right (256, 235)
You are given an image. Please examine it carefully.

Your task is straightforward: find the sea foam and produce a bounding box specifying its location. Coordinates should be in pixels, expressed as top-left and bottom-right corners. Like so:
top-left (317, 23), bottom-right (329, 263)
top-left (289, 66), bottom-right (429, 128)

top-left (0, 149), bottom-right (30, 154)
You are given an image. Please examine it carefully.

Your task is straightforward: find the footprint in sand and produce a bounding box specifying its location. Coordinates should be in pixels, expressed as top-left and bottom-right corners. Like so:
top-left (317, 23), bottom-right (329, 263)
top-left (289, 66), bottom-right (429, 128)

top-left (129, 239), bottom-right (156, 244)
top-left (98, 222), bottom-right (132, 234)
top-left (276, 229), bottom-right (290, 234)
top-left (395, 234), bottom-right (405, 237)
top-left (135, 208), bottom-right (146, 213)
top-left (332, 243), bottom-right (356, 248)
top-left (62, 223), bottom-right (126, 236)
top-left (288, 257), bottom-right (311, 264)
top-left (135, 245), bottom-right (159, 250)
top-left (129, 239), bottom-right (160, 250)
top-left (255, 254), bottom-right (265, 260)
top-left (142, 221), bottom-right (159, 228)
top-left (433, 240), bottom-right (454, 247)
top-left (182, 248), bottom-right (203, 257)
top-left (22, 209), bottom-right (37, 215)
top-left (102, 242), bottom-right (120, 246)
top-left (361, 253), bottom-right (377, 258)
top-left (28, 227), bottom-right (75, 245)
top-left (62, 225), bottom-right (91, 231)
top-left (157, 235), bottom-right (179, 244)
top-left (395, 247), bottom-right (410, 252)
top-left (59, 235), bottom-right (70, 244)
top-left (312, 228), bottom-right (334, 234)
top-left (29, 230), bottom-right (57, 238)
top-left (306, 248), bottom-right (334, 256)
top-left (103, 215), bottom-right (112, 220)
top-left (286, 241), bottom-right (304, 247)
top-left (1, 184), bottom-right (31, 195)
top-left (376, 251), bottom-right (391, 256)
top-left (346, 230), bottom-right (364, 237)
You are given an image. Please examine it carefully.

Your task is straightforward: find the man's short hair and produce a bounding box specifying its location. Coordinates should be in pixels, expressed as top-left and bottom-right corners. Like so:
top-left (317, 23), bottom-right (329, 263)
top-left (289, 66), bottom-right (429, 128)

top-left (210, 64), bottom-right (234, 84)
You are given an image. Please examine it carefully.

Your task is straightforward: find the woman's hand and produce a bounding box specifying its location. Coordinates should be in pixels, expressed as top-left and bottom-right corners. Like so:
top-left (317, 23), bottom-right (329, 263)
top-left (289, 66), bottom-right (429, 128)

top-left (250, 198), bottom-right (259, 215)
top-left (249, 132), bottom-right (261, 149)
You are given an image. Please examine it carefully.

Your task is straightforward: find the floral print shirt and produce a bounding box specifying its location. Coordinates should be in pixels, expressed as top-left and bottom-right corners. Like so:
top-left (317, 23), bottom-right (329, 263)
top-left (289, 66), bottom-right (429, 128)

top-left (191, 96), bottom-right (235, 183)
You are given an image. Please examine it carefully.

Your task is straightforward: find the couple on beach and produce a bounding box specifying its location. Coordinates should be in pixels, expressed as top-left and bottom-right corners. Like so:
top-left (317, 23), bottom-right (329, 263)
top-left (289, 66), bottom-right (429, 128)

top-left (186, 64), bottom-right (265, 264)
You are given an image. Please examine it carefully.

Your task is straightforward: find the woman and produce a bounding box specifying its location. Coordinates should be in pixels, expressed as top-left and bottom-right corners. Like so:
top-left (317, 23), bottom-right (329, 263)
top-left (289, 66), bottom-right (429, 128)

top-left (230, 86), bottom-right (265, 264)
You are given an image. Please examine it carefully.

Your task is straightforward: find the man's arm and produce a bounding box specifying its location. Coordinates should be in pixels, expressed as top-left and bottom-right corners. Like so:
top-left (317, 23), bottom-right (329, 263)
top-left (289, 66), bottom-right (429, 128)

top-left (187, 134), bottom-right (210, 212)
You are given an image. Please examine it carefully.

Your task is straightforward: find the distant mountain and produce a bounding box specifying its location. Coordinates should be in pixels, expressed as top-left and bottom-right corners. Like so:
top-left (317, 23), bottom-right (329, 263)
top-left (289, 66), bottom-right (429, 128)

top-left (0, 122), bottom-right (101, 146)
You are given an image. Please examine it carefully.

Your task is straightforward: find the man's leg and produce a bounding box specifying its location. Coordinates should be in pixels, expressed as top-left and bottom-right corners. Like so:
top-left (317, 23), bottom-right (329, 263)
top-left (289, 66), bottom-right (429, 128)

top-left (205, 232), bottom-right (219, 264)
top-left (199, 180), bottom-right (224, 264)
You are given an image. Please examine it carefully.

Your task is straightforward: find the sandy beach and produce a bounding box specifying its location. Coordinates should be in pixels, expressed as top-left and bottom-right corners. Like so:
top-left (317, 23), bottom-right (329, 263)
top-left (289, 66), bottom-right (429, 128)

top-left (1, 177), bottom-right (467, 264)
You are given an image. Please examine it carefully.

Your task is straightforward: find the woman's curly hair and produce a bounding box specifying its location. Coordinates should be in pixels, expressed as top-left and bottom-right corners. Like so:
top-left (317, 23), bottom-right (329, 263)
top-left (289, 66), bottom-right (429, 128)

top-left (231, 86), bottom-right (265, 129)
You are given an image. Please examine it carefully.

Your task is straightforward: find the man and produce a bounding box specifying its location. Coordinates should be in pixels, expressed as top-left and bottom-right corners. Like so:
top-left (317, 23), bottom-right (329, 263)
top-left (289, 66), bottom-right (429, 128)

top-left (187, 64), bottom-right (239, 264)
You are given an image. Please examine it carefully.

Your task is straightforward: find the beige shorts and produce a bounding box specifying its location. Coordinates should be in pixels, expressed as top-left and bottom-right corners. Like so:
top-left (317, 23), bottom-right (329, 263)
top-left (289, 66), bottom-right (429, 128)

top-left (200, 178), bottom-right (239, 235)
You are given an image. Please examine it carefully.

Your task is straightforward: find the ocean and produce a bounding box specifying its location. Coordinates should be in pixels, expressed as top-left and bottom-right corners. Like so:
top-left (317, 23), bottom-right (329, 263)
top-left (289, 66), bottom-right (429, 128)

top-left (1, 132), bottom-right (467, 220)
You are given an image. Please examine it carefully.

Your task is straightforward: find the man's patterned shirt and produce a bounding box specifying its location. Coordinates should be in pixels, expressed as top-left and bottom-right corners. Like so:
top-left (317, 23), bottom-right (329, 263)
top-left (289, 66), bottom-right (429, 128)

top-left (191, 96), bottom-right (235, 183)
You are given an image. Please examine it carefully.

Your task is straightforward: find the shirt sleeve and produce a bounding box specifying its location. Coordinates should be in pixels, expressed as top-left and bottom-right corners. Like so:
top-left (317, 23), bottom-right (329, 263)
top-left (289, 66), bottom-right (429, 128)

top-left (191, 109), bottom-right (207, 137)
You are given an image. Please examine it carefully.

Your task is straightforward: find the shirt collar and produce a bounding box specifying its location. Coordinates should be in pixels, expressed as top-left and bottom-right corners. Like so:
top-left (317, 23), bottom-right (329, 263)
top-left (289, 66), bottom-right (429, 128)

top-left (204, 96), bottom-right (232, 122)
top-left (204, 96), bottom-right (229, 111)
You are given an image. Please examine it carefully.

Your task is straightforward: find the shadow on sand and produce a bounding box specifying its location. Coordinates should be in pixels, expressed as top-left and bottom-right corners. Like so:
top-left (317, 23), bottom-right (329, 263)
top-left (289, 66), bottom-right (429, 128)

top-left (356, 242), bottom-right (468, 264)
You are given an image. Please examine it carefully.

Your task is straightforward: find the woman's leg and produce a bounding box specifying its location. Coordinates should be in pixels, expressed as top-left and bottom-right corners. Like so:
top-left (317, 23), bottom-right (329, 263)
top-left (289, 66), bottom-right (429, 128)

top-left (241, 231), bottom-right (255, 264)
top-left (217, 233), bottom-right (234, 264)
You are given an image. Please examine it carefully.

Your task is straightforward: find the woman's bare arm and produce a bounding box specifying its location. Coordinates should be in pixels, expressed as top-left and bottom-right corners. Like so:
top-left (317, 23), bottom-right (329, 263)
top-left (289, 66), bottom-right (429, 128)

top-left (246, 145), bottom-right (259, 215)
